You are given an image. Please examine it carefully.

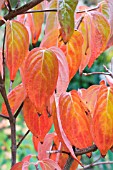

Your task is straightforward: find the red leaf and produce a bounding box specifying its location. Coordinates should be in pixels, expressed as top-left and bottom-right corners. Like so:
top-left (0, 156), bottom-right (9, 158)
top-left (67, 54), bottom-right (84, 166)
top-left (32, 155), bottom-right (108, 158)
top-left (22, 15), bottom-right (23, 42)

top-left (5, 20), bottom-right (29, 80)
top-left (23, 97), bottom-right (53, 142)
top-left (2, 83), bottom-right (26, 116)
top-left (38, 132), bottom-right (57, 160)
top-left (59, 91), bottom-right (93, 150)
top-left (32, 135), bottom-right (39, 152)
top-left (23, 48), bottom-right (59, 113)
top-left (59, 30), bottom-right (83, 80)
top-left (11, 162), bottom-right (23, 170)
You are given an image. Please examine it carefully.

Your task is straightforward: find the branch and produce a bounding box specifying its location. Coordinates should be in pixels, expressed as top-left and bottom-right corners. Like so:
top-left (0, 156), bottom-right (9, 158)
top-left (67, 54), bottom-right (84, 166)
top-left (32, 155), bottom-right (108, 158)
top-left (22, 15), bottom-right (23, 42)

top-left (6, 0), bottom-right (12, 12)
top-left (78, 161), bottom-right (113, 170)
top-left (0, 0), bottom-right (44, 27)
top-left (24, 8), bottom-right (57, 14)
top-left (14, 102), bottom-right (24, 119)
top-left (0, 113), bottom-right (9, 119)
top-left (63, 155), bottom-right (74, 170)
top-left (17, 130), bottom-right (30, 148)
top-left (83, 72), bottom-right (111, 76)
top-left (76, 3), bottom-right (100, 14)
top-left (103, 65), bottom-right (113, 78)
top-left (2, 26), bottom-right (6, 82)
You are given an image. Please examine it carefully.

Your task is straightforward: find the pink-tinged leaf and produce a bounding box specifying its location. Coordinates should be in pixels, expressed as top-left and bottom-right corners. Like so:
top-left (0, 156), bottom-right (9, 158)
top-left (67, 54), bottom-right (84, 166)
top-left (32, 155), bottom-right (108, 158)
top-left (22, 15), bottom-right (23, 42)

top-left (2, 83), bottom-right (26, 116)
top-left (39, 158), bottom-right (61, 170)
top-left (54, 95), bottom-right (83, 166)
top-left (45, 0), bottom-right (58, 34)
top-left (78, 85), bottom-right (100, 116)
top-left (59, 30), bottom-right (83, 80)
top-left (5, 20), bottom-right (29, 80)
top-left (59, 91), bottom-right (92, 151)
top-left (58, 0), bottom-right (78, 43)
top-left (79, 11), bottom-right (110, 72)
top-left (24, 48), bottom-right (59, 113)
top-left (92, 85), bottom-right (113, 156)
top-left (29, 3), bottom-right (44, 45)
top-left (0, 49), bottom-right (3, 78)
top-left (50, 46), bottom-right (69, 94)
top-left (38, 132), bottom-right (57, 160)
top-left (40, 28), bottom-right (59, 48)
top-left (23, 97), bottom-right (53, 142)
top-left (0, 0), bottom-right (5, 9)
top-left (11, 155), bottom-right (32, 170)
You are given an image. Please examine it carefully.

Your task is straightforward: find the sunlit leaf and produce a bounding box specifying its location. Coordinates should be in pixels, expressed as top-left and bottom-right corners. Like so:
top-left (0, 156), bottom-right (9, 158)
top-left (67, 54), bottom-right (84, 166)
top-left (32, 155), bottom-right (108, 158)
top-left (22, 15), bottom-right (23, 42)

top-left (58, 0), bottom-right (78, 43)
top-left (59, 30), bottom-right (83, 80)
top-left (79, 11), bottom-right (110, 72)
top-left (32, 135), bottom-right (39, 152)
top-left (59, 91), bottom-right (93, 149)
top-left (92, 85), bottom-right (113, 156)
top-left (39, 158), bottom-right (61, 170)
top-left (50, 46), bottom-right (69, 94)
top-left (2, 83), bottom-right (26, 116)
top-left (23, 97), bottom-right (53, 142)
top-left (30, 3), bottom-right (44, 45)
top-left (24, 48), bottom-right (59, 113)
top-left (5, 20), bottom-right (29, 80)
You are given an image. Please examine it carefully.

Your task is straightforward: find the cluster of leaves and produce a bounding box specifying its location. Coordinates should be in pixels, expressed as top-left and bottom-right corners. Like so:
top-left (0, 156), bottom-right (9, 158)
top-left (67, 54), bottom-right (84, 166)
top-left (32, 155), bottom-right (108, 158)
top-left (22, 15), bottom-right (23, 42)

top-left (0, 0), bottom-right (113, 169)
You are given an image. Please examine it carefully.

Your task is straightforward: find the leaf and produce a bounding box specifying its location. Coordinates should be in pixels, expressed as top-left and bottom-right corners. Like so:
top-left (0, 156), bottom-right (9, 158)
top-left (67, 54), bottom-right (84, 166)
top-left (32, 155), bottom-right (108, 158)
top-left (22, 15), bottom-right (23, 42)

top-left (45, 0), bottom-right (58, 34)
top-left (50, 46), bottom-right (69, 94)
top-left (78, 85), bottom-right (100, 115)
top-left (11, 155), bottom-right (32, 170)
top-left (23, 97), bottom-right (53, 142)
top-left (32, 135), bottom-right (39, 152)
top-left (5, 20), bottom-right (29, 80)
top-left (53, 94), bottom-right (83, 166)
top-left (2, 83), bottom-right (26, 116)
top-left (0, 0), bottom-right (5, 10)
top-left (30, 3), bottom-right (44, 45)
top-left (59, 30), bottom-right (83, 80)
top-left (58, 0), bottom-right (78, 43)
top-left (92, 85), bottom-right (113, 156)
top-left (24, 48), bottom-right (59, 113)
top-left (79, 11), bottom-right (110, 72)
top-left (39, 158), bottom-right (61, 170)
top-left (38, 132), bottom-right (57, 160)
top-left (59, 91), bottom-right (93, 150)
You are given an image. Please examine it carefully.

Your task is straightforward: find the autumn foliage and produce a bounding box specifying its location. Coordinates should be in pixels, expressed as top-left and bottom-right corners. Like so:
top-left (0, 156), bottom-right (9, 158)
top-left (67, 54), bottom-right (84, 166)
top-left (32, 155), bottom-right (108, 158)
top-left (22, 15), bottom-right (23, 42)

top-left (0, 0), bottom-right (113, 169)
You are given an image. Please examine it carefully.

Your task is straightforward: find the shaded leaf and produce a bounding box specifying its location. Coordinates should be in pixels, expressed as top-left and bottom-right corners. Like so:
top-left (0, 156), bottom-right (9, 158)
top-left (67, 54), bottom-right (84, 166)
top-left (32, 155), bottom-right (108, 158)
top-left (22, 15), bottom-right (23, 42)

top-left (92, 85), bottom-right (113, 156)
top-left (39, 158), bottom-right (61, 170)
top-left (38, 132), bottom-right (57, 160)
top-left (59, 30), bottom-right (83, 80)
top-left (5, 20), bottom-right (29, 80)
top-left (0, 0), bottom-right (5, 10)
top-left (2, 83), bottom-right (26, 116)
top-left (24, 48), bottom-right (59, 113)
top-left (58, 0), bottom-right (78, 43)
top-left (23, 97), bottom-right (53, 142)
top-left (59, 91), bottom-right (93, 150)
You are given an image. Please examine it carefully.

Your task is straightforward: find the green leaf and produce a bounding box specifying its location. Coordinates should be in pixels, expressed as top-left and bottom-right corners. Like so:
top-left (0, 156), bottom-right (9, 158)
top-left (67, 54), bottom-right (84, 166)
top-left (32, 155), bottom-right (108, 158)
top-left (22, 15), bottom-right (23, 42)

top-left (58, 0), bottom-right (78, 43)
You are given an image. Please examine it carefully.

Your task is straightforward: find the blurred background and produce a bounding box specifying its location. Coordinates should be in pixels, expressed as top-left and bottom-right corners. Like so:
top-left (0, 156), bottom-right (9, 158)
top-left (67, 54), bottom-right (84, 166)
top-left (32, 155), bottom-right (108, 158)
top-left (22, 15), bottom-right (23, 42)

top-left (0, 0), bottom-right (113, 169)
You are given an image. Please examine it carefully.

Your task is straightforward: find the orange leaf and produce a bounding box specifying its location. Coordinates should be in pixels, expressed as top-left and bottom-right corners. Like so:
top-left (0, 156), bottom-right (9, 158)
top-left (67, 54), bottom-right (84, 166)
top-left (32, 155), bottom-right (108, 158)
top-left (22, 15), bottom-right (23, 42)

top-left (24, 48), bottom-right (59, 113)
top-left (59, 30), bottom-right (83, 80)
top-left (79, 11), bottom-right (110, 73)
top-left (59, 91), bottom-right (93, 149)
top-left (92, 85), bottom-right (113, 156)
top-left (30, 3), bottom-right (44, 45)
top-left (5, 20), bottom-right (29, 80)
top-left (23, 97), bottom-right (53, 142)
top-left (2, 83), bottom-right (26, 116)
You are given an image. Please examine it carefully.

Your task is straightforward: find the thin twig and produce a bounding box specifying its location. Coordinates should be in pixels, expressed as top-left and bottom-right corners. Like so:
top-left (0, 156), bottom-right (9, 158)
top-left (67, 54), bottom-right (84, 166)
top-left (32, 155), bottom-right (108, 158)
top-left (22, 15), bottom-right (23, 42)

top-left (76, 3), bottom-right (100, 14)
top-left (83, 72), bottom-right (111, 76)
top-left (24, 8), bottom-right (57, 14)
top-left (46, 150), bottom-right (70, 155)
top-left (14, 102), bottom-right (24, 119)
top-left (103, 65), bottom-right (113, 78)
top-left (78, 161), bottom-right (113, 170)
top-left (6, 0), bottom-right (12, 12)
top-left (17, 130), bottom-right (30, 148)
top-left (0, 113), bottom-right (9, 119)
top-left (63, 155), bottom-right (74, 170)
top-left (2, 26), bottom-right (6, 82)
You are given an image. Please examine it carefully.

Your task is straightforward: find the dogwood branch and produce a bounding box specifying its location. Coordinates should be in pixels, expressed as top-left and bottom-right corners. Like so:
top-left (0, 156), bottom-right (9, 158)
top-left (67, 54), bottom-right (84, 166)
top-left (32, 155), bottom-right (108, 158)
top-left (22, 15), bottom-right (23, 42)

top-left (0, 113), bottom-right (9, 119)
top-left (17, 130), bottom-right (30, 148)
top-left (0, 0), bottom-right (44, 27)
